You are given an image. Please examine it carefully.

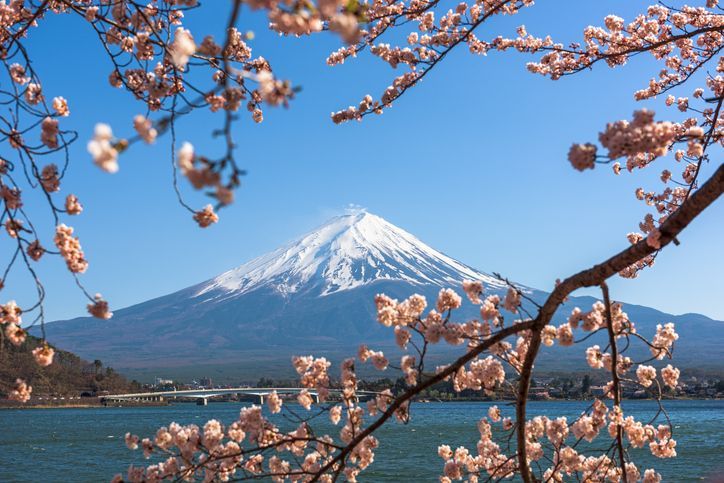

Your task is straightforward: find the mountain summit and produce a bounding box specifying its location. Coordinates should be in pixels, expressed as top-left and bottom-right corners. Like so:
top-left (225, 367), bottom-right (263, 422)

top-left (43, 211), bottom-right (723, 381)
top-left (196, 210), bottom-right (506, 300)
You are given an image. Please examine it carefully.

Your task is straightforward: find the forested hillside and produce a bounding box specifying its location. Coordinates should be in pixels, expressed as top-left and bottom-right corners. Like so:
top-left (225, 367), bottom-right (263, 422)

top-left (0, 335), bottom-right (140, 398)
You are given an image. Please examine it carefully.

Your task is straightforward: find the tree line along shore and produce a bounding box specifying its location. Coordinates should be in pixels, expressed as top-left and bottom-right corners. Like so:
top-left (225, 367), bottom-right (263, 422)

top-left (2, 339), bottom-right (722, 408)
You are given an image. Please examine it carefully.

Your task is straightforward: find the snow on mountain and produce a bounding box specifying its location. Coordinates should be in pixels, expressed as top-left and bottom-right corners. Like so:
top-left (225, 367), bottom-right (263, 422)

top-left (196, 210), bottom-right (508, 299)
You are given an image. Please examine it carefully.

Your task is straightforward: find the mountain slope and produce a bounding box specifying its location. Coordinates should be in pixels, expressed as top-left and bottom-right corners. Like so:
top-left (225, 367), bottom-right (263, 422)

top-left (42, 210), bottom-right (724, 381)
top-left (196, 211), bottom-right (508, 299)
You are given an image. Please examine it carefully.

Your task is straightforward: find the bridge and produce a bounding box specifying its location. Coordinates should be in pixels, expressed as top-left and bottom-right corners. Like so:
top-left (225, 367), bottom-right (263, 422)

top-left (102, 387), bottom-right (377, 406)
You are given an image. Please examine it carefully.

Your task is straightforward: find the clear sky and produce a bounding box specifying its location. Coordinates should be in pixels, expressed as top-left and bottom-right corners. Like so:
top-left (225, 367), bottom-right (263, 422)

top-left (11, 1), bottom-right (723, 322)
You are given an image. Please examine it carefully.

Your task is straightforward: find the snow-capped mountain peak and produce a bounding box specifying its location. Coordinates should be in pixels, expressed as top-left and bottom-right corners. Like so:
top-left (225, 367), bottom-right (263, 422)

top-left (196, 210), bottom-right (506, 298)
top-left (44, 208), bottom-right (723, 376)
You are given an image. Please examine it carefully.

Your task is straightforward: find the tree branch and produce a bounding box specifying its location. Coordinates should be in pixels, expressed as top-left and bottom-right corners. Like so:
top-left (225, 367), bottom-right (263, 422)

top-left (602, 282), bottom-right (627, 483)
top-left (535, 162), bottom-right (724, 330)
top-left (311, 319), bottom-right (536, 481)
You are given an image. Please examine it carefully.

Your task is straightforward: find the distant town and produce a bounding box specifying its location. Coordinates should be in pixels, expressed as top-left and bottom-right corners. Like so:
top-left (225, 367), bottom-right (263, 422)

top-left (3, 337), bottom-right (722, 408)
top-left (135, 373), bottom-right (724, 403)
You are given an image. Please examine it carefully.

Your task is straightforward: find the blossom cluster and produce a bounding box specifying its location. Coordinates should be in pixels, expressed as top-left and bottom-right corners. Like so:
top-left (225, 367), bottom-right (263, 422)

top-left (117, 352), bottom-right (388, 481)
top-left (9, 379), bottom-right (32, 403)
top-left (118, 277), bottom-right (686, 481)
top-left (323, 0), bottom-right (722, 288)
top-left (438, 399), bottom-right (667, 482)
top-left (1, 0), bottom-right (303, 361)
top-left (2, 0), bottom-right (704, 480)
top-left (328, 0), bottom-right (539, 122)
top-left (517, 7), bottom-right (723, 278)
top-left (54, 224), bottom-right (89, 274)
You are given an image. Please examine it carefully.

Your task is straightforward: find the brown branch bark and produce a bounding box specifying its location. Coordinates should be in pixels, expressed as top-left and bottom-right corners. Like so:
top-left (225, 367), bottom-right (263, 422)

top-left (509, 162), bottom-right (723, 481)
top-left (310, 162), bottom-right (723, 482)
top-left (8, 0), bottom-right (50, 45)
top-left (266, 154), bottom-right (723, 483)
top-left (602, 282), bottom-right (627, 483)
top-left (515, 162), bottom-right (724, 480)
top-left (311, 319), bottom-right (537, 481)
top-left (535, 162), bottom-right (724, 330)
top-left (516, 329), bottom-right (541, 483)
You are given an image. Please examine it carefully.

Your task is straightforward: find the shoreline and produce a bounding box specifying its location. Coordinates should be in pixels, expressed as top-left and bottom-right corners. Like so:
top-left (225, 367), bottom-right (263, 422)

top-left (2, 397), bottom-right (720, 410)
top-left (0, 399), bottom-right (168, 409)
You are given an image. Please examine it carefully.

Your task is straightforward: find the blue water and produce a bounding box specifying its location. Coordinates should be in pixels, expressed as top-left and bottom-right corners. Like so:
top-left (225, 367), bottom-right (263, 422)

top-left (1, 400), bottom-right (722, 482)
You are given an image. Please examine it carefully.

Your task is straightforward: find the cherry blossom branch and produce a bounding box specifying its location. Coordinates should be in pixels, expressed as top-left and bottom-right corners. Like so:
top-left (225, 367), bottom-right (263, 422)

top-left (311, 319), bottom-right (536, 481)
top-left (317, 161), bottom-right (722, 482)
top-left (601, 282), bottom-right (628, 483)
top-left (538, 162), bottom-right (723, 328)
top-left (515, 328), bottom-right (540, 483)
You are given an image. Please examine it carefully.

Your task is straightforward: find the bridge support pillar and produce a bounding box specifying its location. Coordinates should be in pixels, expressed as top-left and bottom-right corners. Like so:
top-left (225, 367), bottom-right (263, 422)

top-left (196, 397), bottom-right (208, 406)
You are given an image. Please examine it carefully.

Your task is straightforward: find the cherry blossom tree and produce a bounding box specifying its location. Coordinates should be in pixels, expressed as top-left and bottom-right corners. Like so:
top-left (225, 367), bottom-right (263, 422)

top-left (1, 0), bottom-right (300, 371)
top-left (1, 0), bottom-right (723, 481)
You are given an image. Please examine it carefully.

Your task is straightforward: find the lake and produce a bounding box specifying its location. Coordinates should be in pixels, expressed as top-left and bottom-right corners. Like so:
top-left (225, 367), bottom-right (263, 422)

top-left (1, 400), bottom-right (722, 482)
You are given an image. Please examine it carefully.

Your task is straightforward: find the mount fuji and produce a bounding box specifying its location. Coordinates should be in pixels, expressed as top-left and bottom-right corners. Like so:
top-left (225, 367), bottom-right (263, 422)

top-left (44, 210), bottom-right (723, 381)
top-left (196, 211), bottom-right (509, 299)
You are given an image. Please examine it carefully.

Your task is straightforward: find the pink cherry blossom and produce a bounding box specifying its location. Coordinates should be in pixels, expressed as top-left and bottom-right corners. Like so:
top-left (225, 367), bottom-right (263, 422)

top-left (31, 345), bottom-right (54, 366)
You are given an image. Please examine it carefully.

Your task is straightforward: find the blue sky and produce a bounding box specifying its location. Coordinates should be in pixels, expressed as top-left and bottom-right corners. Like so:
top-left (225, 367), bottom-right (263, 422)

top-left (11, 1), bottom-right (723, 322)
